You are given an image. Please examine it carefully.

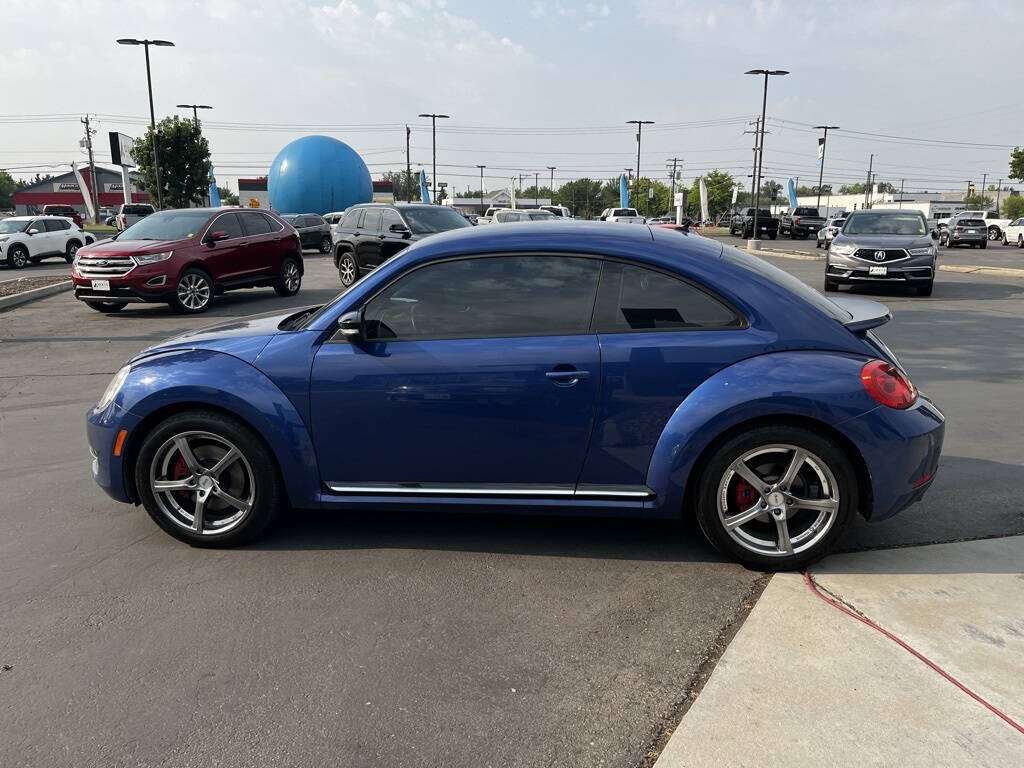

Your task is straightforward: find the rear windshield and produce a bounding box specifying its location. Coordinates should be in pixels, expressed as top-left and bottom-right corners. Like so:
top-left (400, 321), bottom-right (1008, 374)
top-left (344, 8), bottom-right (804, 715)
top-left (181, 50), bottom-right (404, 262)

top-left (794, 208), bottom-right (819, 216)
top-left (119, 210), bottom-right (211, 241)
top-left (122, 205), bottom-right (153, 215)
top-left (844, 212), bottom-right (927, 236)
top-left (958, 219), bottom-right (985, 227)
top-left (612, 209), bottom-right (638, 217)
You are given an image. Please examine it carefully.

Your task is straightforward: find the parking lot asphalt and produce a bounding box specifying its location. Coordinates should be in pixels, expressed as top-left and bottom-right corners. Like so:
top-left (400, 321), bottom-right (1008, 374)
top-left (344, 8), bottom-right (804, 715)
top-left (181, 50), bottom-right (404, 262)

top-left (2, 247), bottom-right (1022, 767)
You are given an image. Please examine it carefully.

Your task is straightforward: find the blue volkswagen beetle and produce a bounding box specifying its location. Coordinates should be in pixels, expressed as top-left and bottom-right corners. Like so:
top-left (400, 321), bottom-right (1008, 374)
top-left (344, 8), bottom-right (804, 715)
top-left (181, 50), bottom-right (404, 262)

top-left (86, 222), bottom-right (944, 569)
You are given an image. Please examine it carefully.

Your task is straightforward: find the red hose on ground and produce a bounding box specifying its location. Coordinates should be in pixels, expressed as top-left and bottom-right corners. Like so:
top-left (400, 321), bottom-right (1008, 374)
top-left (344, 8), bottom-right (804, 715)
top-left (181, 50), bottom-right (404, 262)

top-left (803, 569), bottom-right (1024, 736)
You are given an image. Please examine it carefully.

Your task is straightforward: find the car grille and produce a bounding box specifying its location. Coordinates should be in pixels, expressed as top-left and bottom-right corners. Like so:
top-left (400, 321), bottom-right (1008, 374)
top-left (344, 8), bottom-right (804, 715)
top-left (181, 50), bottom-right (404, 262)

top-left (852, 248), bottom-right (909, 263)
top-left (76, 255), bottom-right (135, 278)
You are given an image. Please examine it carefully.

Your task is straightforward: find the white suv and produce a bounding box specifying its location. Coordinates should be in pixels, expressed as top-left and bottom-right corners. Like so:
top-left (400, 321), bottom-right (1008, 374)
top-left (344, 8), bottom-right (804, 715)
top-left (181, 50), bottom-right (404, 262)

top-left (0, 216), bottom-right (96, 269)
top-left (115, 203), bottom-right (155, 231)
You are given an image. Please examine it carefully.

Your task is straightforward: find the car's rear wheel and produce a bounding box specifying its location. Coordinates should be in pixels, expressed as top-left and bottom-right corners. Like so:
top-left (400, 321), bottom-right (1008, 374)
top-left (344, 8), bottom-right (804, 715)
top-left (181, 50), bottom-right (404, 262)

top-left (134, 410), bottom-right (282, 547)
top-left (274, 258), bottom-right (302, 297)
top-left (172, 269), bottom-right (214, 314)
top-left (65, 240), bottom-right (81, 263)
top-left (1018, 235), bottom-right (1023, 248)
top-left (694, 425), bottom-right (858, 570)
top-left (1003, 234), bottom-right (1009, 246)
top-left (337, 252), bottom-right (359, 287)
top-left (980, 239), bottom-right (987, 249)
top-left (988, 226), bottom-right (1000, 241)
top-left (7, 245), bottom-right (28, 269)
top-left (84, 300), bottom-right (127, 313)
top-left (319, 236), bottom-right (332, 254)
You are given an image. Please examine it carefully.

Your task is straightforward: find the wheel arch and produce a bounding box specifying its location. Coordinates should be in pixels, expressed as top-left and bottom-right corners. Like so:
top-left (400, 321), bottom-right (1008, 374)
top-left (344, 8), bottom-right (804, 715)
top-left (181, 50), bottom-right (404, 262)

top-left (333, 241), bottom-right (354, 267)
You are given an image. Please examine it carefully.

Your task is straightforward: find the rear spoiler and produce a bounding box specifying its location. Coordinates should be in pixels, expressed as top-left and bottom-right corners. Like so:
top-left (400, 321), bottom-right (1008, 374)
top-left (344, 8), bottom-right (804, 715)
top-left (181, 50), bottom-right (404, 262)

top-left (827, 296), bottom-right (892, 332)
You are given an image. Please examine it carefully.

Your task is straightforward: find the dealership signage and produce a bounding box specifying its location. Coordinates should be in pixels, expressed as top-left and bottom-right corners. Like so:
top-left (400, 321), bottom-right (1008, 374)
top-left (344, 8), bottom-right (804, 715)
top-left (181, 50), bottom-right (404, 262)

top-left (54, 182), bottom-right (80, 191)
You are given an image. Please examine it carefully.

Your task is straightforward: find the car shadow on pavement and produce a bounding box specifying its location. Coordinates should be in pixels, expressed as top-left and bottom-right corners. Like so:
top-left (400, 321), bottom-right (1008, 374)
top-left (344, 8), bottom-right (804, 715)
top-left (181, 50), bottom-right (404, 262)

top-left (836, 280), bottom-right (1024, 302)
top-left (92, 287), bottom-right (341, 319)
top-left (250, 508), bottom-right (729, 564)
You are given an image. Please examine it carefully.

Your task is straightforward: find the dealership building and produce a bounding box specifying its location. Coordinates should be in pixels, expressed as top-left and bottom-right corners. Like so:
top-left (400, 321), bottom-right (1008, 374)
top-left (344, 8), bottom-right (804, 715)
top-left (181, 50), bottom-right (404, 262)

top-left (13, 166), bottom-right (149, 215)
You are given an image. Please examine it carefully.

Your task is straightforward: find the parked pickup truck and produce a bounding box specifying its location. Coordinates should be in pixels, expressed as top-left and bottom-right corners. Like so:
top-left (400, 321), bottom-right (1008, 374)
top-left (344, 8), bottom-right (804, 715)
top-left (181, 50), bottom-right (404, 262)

top-left (729, 208), bottom-right (779, 239)
top-left (779, 206), bottom-right (825, 239)
top-left (599, 207), bottom-right (644, 223)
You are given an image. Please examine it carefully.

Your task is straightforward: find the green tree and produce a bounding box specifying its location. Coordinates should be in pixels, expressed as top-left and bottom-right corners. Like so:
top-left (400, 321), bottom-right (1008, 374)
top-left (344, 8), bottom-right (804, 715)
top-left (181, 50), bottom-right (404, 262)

top-left (685, 170), bottom-right (737, 219)
top-left (964, 194), bottom-right (993, 209)
top-left (216, 186), bottom-right (239, 206)
top-left (1002, 194), bottom-right (1024, 219)
top-left (130, 116), bottom-right (211, 209)
top-left (0, 170), bottom-right (16, 209)
top-left (553, 178), bottom-right (604, 218)
top-left (1010, 147), bottom-right (1024, 182)
top-left (761, 179), bottom-right (783, 202)
top-left (381, 169), bottom-right (432, 202)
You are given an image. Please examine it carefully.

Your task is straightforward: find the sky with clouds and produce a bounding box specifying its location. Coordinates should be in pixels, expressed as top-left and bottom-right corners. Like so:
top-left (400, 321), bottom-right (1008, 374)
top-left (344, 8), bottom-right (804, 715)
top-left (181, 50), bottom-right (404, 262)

top-left (3, 0), bottom-right (1022, 197)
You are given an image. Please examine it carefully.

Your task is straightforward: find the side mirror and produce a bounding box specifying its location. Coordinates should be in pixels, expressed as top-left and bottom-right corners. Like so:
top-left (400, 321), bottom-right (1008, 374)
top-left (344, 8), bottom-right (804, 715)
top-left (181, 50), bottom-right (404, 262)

top-left (205, 229), bottom-right (229, 244)
top-left (337, 310), bottom-right (363, 342)
top-left (389, 223), bottom-right (411, 236)
top-left (27, 228), bottom-right (39, 236)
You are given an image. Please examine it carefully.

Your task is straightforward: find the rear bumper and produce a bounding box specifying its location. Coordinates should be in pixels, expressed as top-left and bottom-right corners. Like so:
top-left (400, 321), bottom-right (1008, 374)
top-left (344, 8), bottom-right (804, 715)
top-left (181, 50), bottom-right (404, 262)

top-left (948, 234), bottom-right (986, 245)
top-left (840, 395), bottom-right (945, 521)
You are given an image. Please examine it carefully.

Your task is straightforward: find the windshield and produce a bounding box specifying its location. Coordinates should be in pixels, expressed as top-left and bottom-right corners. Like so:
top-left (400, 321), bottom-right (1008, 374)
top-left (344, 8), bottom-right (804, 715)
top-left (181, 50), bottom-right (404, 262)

top-left (401, 207), bottom-right (471, 234)
top-left (118, 210), bottom-right (212, 241)
top-left (844, 212), bottom-right (927, 236)
top-left (0, 219), bottom-right (30, 234)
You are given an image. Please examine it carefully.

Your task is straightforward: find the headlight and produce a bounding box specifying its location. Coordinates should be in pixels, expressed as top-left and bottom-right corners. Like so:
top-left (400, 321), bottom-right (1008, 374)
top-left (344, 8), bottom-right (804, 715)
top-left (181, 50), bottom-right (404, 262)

top-left (908, 246), bottom-right (935, 256)
top-left (830, 244), bottom-right (856, 257)
top-left (133, 250), bottom-right (173, 266)
top-left (97, 365), bottom-right (131, 410)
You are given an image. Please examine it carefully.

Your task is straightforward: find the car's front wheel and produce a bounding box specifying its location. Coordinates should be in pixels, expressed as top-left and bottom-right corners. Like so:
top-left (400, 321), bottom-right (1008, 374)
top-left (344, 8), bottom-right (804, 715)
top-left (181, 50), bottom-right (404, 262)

top-left (6, 244), bottom-right (28, 269)
top-left (823, 277), bottom-right (839, 292)
top-left (274, 258), bottom-right (302, 297)
top-left (695, 425), bottom-right (858, 570)
top-left (337, 251), bottom-right (359, 287)
top-left (65, 240), bottom-right (81, 263)
top-left (172, 269), bottom-right (214, 314)
top-left (134, 410), bottom-right (283, 547)
top-left (916, 281), bottom-right (934, 297)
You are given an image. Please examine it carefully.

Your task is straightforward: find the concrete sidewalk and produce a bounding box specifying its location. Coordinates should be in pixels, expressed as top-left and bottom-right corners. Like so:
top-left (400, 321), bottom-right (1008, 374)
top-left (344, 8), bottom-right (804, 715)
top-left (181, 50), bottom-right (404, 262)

top-left (655, 537), bottom-right (1024, 767)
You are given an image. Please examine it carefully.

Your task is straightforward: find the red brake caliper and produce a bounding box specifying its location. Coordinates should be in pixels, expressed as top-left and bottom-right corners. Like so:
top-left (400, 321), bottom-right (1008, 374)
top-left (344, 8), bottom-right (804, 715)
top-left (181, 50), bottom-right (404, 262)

top-left (172, 455), bottom-right (191, 504)
top-left (734, 480), bottom-right (757, 510)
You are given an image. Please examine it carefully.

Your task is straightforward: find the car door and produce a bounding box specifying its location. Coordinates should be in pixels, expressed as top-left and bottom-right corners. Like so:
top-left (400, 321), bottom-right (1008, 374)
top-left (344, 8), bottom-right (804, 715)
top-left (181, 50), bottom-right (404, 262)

top-left (577, 261), bottom-right (757, 488)
top-left (309, 254), bottom-right (602, 489)
top-left (356, 208), bottom-right (383, 268)
top-left (25, 219), bottom-right (54, 257)
top-left (379, 208), bottom-right (412, 262)
top-left (238, 210), bottom-right (278, 277)
top-left (44, 218), bottom-right (71, 254)
top-left (200, 212), bottom-right (247, 280)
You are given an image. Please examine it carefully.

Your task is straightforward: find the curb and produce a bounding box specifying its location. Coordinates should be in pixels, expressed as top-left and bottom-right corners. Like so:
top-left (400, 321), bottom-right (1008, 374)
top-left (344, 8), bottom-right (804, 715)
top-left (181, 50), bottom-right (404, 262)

top-left (939, 264), bottom-right (1024, 279)
top-left (742, 248), bottom-right (823, 261)
top-left (0, 280), bottom-right (73, 313)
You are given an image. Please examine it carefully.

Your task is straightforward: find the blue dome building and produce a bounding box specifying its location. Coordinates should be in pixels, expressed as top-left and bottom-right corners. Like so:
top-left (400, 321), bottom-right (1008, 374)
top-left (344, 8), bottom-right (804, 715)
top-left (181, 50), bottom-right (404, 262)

top-left (268, 135), bottom-right (372, 215)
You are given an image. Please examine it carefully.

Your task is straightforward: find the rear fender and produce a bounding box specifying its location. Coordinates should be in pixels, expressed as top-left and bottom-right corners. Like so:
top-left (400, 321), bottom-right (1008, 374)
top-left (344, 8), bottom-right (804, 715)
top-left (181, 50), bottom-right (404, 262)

top-left (645, 351), bottom-right (877, 516)
top-left (114, 349), bottom-right (320, 508)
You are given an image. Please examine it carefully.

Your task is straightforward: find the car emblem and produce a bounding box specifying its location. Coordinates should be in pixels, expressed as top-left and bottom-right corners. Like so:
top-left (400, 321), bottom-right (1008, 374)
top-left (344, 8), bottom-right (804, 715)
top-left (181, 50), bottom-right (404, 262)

top-left (96, 259), bottom-right (108, 266)
top-left (873, 251), bottom-right (886, 261)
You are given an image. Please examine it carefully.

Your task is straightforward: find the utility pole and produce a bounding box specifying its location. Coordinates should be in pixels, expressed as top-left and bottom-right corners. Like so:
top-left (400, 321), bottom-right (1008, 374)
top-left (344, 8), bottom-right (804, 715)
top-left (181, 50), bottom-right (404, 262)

top-left (417, 113), bottom-right (449, 203)
top-left (898, 179), bottom-right (904, 209)
top-left (405, 125), bottom-right (412, 203)
top-left (746, 69), bottom-right (788, 243)
top-left (626, 120), bottom-right (654, 209)
top-left (996, 179), bottom-right (1002, 215)
top-left (667, 157), bottom-right (682, 212)
top-left (477, 165), bottom-right (485, 211)
top-left (863, 154), bottom-right (874, 209)
top-left (981, 173), bottom-right (988, 207)
top-left (176, 103), bottom-right (212, 127)
top-left (535, 171), bottom-right (539, 206)
top-left (547, 166), bottom-right (556, 206)
top-left (745, 118), bottom-right (761, 212)
top-left (813, 125), bottom-right (839, 209)
top-left (81, 115), bottom-right (99, 223)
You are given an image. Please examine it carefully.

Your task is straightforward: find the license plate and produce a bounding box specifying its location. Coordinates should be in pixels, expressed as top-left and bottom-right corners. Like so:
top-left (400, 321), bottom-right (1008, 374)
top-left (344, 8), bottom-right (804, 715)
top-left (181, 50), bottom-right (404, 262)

top-left (869, 266), bottom-right (887, 276)
top-left (91, 279), bottom-right (110, 291)
top-left (967, 229), bottom-right (977, 234)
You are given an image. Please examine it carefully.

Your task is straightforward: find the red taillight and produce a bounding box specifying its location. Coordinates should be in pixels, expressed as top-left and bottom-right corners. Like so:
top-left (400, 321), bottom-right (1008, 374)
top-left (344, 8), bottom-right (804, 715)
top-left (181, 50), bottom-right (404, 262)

top-left (861, 360), bottom-right (917, 409)
top-left (794, 217), bottom-right (801, 225)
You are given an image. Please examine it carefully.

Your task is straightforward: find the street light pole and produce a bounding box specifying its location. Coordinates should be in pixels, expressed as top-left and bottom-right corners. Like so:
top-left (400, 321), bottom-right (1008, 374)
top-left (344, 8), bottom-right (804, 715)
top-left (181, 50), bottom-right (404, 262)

top-left (534, 172), bottom-right (539, 206)
top-left (626, 119), bottom-right (654, 210)
top-left (547, 166), bottom-right (556, 206)
top-left (418, 113), bottom-right (449, 204)
top-left (813, 124), bottom-right (839, 210)
top-left (477, 164), bottom-right (485, 211)
top-left (176, 103), bottom-right (212, 127)
top-left (118, 38), bottom-right (175, 209)
top-left (745, 69), bottom-right (788, 244)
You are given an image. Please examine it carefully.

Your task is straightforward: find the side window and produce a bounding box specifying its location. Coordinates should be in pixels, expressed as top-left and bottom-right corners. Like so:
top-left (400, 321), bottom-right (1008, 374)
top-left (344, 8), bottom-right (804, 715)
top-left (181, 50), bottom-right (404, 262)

top-left (309, 215), bottom-right (325, 227)
top-left (261, 213), bottom-right (283, 232)
top-left (363, 256), bottom-right (601, 341)
top-left (361, 209), bottom-right (383, 233)
top-left (45, 219), bottom-right (69, 231)
top-left (342, 209), bottom-right (362, 228)
top-left (211, 213), bottom-right (244, 239)
top-left (381, 209), bottom-right (403, 231)
top-left (240, 211), bottom-right (272, 236)
top-left (594, 263), bottom-right (743, 331)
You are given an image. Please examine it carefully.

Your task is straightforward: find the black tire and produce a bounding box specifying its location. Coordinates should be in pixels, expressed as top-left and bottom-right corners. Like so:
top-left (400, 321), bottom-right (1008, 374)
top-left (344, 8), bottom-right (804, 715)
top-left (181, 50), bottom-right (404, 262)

top-left (815, 240), bottom-right (821, 249)
top-left (7, 244), bottom-right (28, 269)
top-left (980, 239), bottom-right (987, 249)
top-left (171, 268), bottom-right (214, 314)
top-left (1003, 235), bottom-right (1009, 246)
top-left (916, 281), bottom-right (933, 297)
top-left (133, 410), bottom-right (283, 547)
top-left (694, 424), bottom-right (859, 570)
top-left (768, 232), bottom-right (777, 240)
top-left (946, 239), bottom-right (954, 249)
top-left (274, 257), bottom-right (302, 297)
top-left (337, 251), bottom-right (359, 287)
top-left (988, 227), bottom-right (1000, 241)
top-left (823, 278), bottom-right (839, 292)
top-left (789, 228), bottom-right (797, 239)
top-left (1018, 235), bottom-right (1023, 249)
top-left (319, 236), bottom-right (332, 254)
top-left (65, 239), bottom-right (82, 263)
top-left (84, 300), bottom-right (128, 313)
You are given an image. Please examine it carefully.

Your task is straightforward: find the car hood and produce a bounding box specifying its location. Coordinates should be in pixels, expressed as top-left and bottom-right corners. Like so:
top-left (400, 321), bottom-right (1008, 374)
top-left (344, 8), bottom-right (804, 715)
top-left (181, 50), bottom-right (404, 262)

top-left (79, 238), bottom-right (187, 258)
top-left (832, 233), bottom-right (933, 250)
top-left (131, 307), bottom-right (309, 365)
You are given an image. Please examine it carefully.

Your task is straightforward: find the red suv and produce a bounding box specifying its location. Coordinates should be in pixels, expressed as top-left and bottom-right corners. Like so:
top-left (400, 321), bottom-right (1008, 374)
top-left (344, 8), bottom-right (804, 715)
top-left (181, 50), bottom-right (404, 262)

top-left (72, 208), bottom-right (303, 314)
top-left (42, 205), bottom-right (84, 227)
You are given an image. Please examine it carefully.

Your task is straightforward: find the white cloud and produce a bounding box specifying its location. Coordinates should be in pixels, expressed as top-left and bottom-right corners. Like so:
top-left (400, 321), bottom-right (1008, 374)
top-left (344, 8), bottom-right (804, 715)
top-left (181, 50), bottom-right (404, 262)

top-left (374, 9), bottom-right (393, 25)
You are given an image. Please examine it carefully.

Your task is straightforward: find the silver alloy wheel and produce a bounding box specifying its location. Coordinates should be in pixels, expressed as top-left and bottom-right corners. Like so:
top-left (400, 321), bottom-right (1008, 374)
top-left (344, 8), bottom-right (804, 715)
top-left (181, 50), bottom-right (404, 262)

top-left (320, 237), bottom-right (332, 254)
top-left (9, 246), bottom-right (27, 268)
top-left (68, 242), bottom-right (79, 257)
top-left (339, 254), bottom-right (356, 285)
top-left (177, 273), bottom-right (211, 310)
top-left (149, 430), bottom-right (256, 535)
top-left (283, 261), bottom-right (301, 292)
top-left (716, 443), bottom-right (840, 558)
top-left (988, 227), bottom-right (999, 241)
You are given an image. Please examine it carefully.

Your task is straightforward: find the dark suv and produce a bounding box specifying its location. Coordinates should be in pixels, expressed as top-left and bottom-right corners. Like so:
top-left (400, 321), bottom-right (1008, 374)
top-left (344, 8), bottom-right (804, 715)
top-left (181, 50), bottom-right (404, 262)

top-left (71, 208), bottom-right (303, 314)
top-left (333, 203), bottom-right (470, 286)
top-left (281, 214), bottom-right (333, 254)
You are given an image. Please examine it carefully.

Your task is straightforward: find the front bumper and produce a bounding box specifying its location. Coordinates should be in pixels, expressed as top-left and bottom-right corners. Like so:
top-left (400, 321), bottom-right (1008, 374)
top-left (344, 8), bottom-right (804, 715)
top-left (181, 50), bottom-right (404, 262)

top-left (827, 252), bottom-right (935, 284)
top-left (86, 402), bottom-right (141, 503)
top-left (840, 395), bottom-right (945, 521)
top-left (74, 283), bottom-right (173, 304)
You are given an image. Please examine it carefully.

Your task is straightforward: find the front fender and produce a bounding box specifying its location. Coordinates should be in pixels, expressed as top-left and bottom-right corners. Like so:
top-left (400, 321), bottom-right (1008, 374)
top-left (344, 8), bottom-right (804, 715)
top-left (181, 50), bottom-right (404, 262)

top-left (112, 349), bottom-right (320, 508)
top-left (645, 351), bottom-right (877, 516)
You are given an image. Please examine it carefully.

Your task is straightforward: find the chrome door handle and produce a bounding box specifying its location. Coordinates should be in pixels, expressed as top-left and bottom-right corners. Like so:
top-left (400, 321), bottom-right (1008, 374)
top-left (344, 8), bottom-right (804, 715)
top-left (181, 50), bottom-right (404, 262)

top-left (546, 370), bottom-right (590, 385)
